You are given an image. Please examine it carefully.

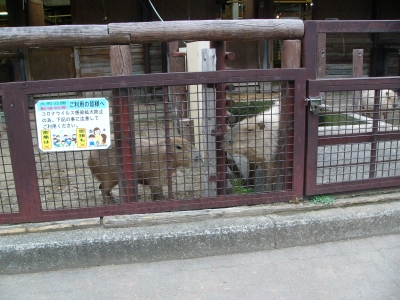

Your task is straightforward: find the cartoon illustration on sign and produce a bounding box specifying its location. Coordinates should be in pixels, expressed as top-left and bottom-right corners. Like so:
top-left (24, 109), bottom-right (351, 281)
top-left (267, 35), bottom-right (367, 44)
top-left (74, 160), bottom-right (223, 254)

top-left (35, 98), bottom-right (111, 152)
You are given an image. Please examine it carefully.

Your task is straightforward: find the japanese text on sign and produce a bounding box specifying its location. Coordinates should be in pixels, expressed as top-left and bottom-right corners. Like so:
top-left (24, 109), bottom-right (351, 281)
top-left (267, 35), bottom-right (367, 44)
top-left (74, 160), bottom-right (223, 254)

top-left (35, 98), bottom-right (111, 152)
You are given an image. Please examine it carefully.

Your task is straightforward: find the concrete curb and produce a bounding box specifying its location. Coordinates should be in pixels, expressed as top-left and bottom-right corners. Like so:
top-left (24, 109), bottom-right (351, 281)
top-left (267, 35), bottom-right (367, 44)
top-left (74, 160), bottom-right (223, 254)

top-left (1, 199), bottom-right (399, 275)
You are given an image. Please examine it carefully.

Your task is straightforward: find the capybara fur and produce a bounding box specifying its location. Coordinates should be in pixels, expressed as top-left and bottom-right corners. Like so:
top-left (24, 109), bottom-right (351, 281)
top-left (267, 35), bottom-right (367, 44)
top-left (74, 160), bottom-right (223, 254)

top-left (361, 89), bottom-right (399, 120)
top-left (88, 137), bottom-right (201, 204)
top-left (223, 103), bottom-right (281, 189)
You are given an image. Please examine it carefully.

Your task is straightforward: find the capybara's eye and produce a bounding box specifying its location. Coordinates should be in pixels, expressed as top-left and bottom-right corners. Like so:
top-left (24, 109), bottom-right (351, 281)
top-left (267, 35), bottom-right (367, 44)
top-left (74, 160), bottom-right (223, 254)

top-left (176, 145), bottom-right (182, 150)
top-left (247, 129), bottom-right (254, 133)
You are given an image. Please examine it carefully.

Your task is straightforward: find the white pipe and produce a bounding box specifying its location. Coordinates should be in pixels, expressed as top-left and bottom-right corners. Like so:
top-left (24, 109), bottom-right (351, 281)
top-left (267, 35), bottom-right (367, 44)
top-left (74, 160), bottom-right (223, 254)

top-left (148, 0), bottom-right (164, 22)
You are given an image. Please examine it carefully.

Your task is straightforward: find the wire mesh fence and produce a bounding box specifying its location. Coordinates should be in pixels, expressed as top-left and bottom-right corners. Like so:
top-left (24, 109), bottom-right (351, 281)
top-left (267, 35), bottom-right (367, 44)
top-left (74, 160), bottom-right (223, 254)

top-left (25, 80), bottom-right (294, 210)
top-left (0, 69), bottom-right (305, 223)
top-left (306, 77), bottom-right (400, 195)
top-left (0, 110), bottom-right (17, 214)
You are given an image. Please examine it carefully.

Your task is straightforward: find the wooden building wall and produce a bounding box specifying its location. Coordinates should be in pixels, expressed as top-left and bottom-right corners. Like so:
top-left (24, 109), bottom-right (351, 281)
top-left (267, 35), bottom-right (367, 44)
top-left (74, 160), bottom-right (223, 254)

top-left (312, 0), bottom-right (400, 77)
top-left (312, 0), bottom-right (372, 20)
top-left (74, 44), bottom-right (162, 78)
top-left (148, 0), bottom-right (215, 21)
top-left (71, 0), bottom-right (141, 24)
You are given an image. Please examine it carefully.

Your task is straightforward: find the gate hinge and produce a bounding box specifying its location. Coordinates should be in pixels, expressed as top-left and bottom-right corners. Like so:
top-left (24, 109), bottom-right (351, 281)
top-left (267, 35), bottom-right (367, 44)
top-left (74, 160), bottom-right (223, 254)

top-left (306, 96), bottom-right (322, 115)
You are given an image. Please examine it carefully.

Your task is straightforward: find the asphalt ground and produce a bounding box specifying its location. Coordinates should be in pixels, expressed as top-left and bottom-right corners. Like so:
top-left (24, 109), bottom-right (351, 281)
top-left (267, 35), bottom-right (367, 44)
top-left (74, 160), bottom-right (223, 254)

top-left (1, 233), bottom-right (399, 300)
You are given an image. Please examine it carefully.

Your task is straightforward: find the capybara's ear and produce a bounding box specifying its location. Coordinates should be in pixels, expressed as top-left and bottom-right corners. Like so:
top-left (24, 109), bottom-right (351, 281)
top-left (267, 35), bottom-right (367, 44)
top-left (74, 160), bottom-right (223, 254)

top-left (257, 122), bottom-right (265, 130)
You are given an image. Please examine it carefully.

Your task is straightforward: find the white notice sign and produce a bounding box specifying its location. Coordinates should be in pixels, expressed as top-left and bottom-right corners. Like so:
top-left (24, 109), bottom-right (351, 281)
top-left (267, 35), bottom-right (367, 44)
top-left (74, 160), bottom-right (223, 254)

top-left (35, 98), bottom-right (111, 152)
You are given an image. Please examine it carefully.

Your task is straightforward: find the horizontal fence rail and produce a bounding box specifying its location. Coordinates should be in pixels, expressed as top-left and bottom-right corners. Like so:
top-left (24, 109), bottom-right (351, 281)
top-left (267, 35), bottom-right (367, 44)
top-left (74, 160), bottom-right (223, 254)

top-left (0, 19), bottom-right (304, 50)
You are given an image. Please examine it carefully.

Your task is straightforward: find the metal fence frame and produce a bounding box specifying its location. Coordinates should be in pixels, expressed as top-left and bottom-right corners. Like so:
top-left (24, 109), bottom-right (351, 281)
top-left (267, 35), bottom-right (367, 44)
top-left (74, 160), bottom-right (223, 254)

top-left (306, 76), bottom-right (400, 195)
top-left (303, 20), bottom-right (400, 195)
top-left (1, 19), bottom-right (400, 224)
top-left (0, 68), bottom-right (306, 224)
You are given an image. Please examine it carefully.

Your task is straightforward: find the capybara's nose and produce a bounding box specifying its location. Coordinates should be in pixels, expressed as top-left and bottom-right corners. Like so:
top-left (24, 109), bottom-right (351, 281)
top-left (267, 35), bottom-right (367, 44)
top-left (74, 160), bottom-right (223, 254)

top-left (194, 150), bottom-right (201, 160)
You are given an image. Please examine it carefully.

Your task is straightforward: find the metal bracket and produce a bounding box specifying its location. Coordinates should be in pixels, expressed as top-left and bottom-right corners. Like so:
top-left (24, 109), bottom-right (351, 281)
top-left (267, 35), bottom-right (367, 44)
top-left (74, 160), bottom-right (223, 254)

top-left (306, 97), bottom-right (322, 115)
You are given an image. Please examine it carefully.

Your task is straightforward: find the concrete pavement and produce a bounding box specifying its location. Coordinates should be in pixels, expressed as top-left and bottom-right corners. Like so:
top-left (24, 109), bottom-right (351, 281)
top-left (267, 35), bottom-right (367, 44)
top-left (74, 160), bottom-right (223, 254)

top-left (1, 233), bottom-right (399, 299)
top-left (1, 194), bottom-right (400, 275)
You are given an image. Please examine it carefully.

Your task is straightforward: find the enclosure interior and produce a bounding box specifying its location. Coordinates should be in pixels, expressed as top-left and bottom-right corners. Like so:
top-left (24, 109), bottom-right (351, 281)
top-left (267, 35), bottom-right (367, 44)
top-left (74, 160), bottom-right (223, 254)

top-left (316, 87), bottom-right (400, 187)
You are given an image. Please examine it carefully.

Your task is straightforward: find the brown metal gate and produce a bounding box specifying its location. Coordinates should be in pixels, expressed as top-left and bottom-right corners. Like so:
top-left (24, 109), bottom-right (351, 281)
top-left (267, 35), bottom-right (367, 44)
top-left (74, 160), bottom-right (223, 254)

top-left (0, 68), bottom-right (306, 224)
top-left (305, 76), bottom-right (400, 195)
top-left (303, 20), bottom-right (400, 196)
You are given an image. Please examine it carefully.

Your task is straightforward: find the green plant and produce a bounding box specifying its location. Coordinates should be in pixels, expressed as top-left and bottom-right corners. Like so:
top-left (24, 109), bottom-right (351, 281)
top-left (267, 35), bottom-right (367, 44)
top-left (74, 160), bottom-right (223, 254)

top-left (308, 194), bottom-right (335, 206)
top-left (231, 178), bottom-right (254, 194)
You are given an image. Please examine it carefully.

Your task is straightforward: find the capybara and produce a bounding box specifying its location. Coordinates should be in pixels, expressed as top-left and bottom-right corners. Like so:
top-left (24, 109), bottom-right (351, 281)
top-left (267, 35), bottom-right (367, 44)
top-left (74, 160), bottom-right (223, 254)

top-left (223, 103), bottom-right (281, 189)
top-left (361, 89), bottom-right (399, 120)
top-left (88, 137), bottom-right (201, 204)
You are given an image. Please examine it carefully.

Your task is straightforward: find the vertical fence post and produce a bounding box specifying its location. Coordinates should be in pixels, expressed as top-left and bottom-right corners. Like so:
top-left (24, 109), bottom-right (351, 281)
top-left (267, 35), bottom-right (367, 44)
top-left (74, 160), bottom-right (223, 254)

top-left (352, 49), bottom-right (364, 108)
top-left (2, 86), bottom-right (42, 222)
top-left (280, 40), bottom-right (301, 191)
top-left (110, 45), bottom-right (137, 202)
top-left (316, 33), bottom-right (326, 79)
top-left (201, 48), bottom-right (217, 197)
top-left (168, 42), bottom-right (194, 143)
top-left (210, 41), bottom-right (228, 195)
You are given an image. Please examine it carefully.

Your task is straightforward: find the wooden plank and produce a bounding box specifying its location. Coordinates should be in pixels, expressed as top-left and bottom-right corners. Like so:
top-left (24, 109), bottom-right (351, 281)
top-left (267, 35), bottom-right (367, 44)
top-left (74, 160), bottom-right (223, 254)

top-left (78, 47), bottom-right (111, 56)
top-left (352, 49), bottom-right (364, 78)
top-left (28, 47), bottom-right (75, 80)
top-left (353, 49), bottom-right (363, 107)
top-left (326, 63), bottom-right (370, 69)
top-left (28, 0), bottom-right (45, 26)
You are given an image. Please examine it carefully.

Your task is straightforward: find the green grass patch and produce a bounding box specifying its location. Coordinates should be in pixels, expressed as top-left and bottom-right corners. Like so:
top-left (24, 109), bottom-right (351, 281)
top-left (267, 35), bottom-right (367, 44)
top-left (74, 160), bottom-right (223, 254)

top-left (308, 194), bottom-right (335, 206)
top-left (319, 114), bottom-right (365, 127)
top-left (227, 100), bottom-right (274, 123)
top-left (231, 178), bottom-right (254, 195)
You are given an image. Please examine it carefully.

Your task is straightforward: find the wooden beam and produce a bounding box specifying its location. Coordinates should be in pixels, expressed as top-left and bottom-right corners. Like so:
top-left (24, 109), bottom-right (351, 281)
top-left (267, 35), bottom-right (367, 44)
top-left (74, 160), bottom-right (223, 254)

top-left (0, 25), bottom-right (130, 49)
top-left (0, 20), bottom-right (304, 50)
top-left (110, 19), bottom-right (304, 43)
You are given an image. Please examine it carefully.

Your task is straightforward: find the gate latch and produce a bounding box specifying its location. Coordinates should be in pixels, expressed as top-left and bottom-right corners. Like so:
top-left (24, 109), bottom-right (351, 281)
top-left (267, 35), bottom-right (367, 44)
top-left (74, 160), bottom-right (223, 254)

top-left (306, 97), bottom-right (322, 115)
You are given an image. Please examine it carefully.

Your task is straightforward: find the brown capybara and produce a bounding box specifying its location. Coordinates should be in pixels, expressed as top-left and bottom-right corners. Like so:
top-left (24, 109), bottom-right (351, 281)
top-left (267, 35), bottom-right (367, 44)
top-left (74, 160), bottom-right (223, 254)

top-left (88, 137), bottom-right (201, 204)
top-left (361, 89), bottom-right (399, 120)
top-left (223, 103), bottom-right (281, 189)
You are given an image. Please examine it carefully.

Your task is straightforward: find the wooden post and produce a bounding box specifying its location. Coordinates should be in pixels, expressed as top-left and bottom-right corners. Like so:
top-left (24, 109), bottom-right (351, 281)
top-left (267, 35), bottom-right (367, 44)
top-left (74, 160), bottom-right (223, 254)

top-left (201, 48), bottom-right (217, 198)
top-left (110, 45), bottom-right (137, 202)
top-left (168, 41), bottom-right (191, 138)
top-left (352, 49), bottom-right (364, 108)
top-left (280, 40), bottom-right (301, 191)
top-left (210, 41), bottom-right (228, 195)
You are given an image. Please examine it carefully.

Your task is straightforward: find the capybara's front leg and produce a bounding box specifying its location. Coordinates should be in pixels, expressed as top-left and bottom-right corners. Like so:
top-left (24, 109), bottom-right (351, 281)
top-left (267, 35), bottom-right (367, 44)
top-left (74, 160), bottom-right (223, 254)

top-left (99, 180), bottom-right (117, 204)
top-left (150, 185), bottom-right (164, 201)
